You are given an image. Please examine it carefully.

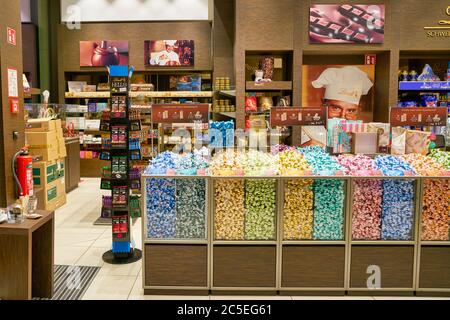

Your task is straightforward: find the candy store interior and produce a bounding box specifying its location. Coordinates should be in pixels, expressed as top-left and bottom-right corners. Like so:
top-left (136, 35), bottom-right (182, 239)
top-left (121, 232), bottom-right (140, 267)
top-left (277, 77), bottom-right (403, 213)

top-left (1, 0), bottom-right (450, 302)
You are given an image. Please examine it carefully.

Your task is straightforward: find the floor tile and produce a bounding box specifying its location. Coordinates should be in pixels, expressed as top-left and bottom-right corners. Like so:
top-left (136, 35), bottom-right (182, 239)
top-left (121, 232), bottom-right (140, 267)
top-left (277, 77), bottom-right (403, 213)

top-left (82, 275), bottom-right (136, 300)
top-left (76, 247), bottom-right (109, 267)
top-left (372, 296), bottom-right (450, 300)
top-left (98, 260), bottom-right (142, 276)
top-left (55, 246), bottom-right (90, 266)
top-left (55, 233), bottom-right (101, 247)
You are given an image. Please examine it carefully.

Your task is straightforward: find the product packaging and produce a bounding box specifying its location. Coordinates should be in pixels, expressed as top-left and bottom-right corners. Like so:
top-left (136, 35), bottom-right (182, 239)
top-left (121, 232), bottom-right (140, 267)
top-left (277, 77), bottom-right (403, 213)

top-left (405, 130), bottom-right (431, 155)
top-left (391, 127), bottom-right (406, 155)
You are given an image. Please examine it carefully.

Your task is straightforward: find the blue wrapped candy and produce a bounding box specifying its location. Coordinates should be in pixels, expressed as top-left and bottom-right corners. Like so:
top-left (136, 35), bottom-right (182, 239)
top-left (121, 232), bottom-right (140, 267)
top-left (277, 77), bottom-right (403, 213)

top-left (374, 155), bottom-right (416, 240)
top-left (146, 178), bottom-right (176, 238)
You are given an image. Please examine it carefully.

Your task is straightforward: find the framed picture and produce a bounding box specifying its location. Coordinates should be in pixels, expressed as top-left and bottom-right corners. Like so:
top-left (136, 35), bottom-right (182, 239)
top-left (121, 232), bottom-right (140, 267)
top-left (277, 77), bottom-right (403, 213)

top-left (80, 40), bottom-right (129, 67)
top-left (302, 65), bottom-right (376, 122)
top-left (144, 40), bottom-right (194, 67)
top-left (310, 4), bottom-right (385, 44)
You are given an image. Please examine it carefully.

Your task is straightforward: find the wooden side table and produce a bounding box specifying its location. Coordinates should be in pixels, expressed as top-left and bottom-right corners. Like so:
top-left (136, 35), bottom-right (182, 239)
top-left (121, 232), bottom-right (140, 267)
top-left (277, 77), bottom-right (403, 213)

top-left (0, 210), bottom-right (54, 300)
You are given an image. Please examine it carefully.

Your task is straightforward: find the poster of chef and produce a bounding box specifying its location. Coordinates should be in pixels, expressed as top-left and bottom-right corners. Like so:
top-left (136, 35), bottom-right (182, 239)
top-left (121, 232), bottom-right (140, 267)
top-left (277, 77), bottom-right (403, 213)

top-left (145, 40), bottom-right (194, 67)
top-left (300, 65), bottom-right (375, 147)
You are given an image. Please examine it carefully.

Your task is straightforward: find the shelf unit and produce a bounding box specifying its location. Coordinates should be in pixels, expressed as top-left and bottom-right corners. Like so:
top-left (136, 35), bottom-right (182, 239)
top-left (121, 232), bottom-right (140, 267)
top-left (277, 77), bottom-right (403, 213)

top-left (140, 174), bottom-right (449, 296)
top-left (141, 175), bottom-right (210, 295)
top-left (279, 176), bottom-right (349, 296)
top-left (346, 176), bottom-right (421, 296)
top-left (416, 176), bottom-right (450, 297)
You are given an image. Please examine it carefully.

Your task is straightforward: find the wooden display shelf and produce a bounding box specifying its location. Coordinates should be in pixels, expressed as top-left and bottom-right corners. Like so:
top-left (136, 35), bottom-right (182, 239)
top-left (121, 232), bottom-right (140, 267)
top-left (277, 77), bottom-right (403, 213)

top-left (65, 92), bottom-right (110, 99)
top-left (24, 88), bottom-right (41, 99)
top-left (80, 157), bottom-right (105, 177)
top-left (246, 81), bottom-right (292, 91)
top-left (217, 90), bottom-right (236, 98)
top-left (129, 91), bottom-right (213, 98)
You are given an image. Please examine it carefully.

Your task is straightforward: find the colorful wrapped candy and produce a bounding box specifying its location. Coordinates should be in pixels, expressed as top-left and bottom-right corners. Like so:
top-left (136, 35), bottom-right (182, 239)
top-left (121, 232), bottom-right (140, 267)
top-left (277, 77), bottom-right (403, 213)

top-left (421, 179), bottom-right (450, 241)
top-left (214, 179), bottom-right (245, 239)
top-left (335, 155), bottom-right (382, 240)
top-left (209, 150), bottom-right (245, 176)
top-left (244, 179), bottom-right (276, 240)
top-left (146, 178), bottom-right (176, 238)
top-left (375, 156), bottom-right (416, 240)
top-left (428, 150), bottom-right (450, 170)
top-left (242, 150), bottom-right (279, 176)
top-left (145, 151), bottom-right (179, 175)
top-left (300, 146), bottom-right (342, 175)
top-left (276, 149), bottom-right (311, 175)
top-left (175, 179), bottom-right (206, 239)
top-left (400, 153), bottom-right (444, 176)
top-left (283, 179), bottom-right (314, 240)
top-left (313, 179), bottom-right (345, 240)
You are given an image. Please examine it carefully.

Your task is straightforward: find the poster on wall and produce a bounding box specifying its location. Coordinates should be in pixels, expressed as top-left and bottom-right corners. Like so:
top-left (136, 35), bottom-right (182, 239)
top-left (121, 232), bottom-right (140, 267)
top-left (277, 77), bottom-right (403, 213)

top-left (144, 40), bottom-right (194, 67)
top-left (302, 65), bottom-right (375, 123)
top-left (79, 40), bottom-right (129, 67)
top-left (309, 4), bottom-right (385, 44)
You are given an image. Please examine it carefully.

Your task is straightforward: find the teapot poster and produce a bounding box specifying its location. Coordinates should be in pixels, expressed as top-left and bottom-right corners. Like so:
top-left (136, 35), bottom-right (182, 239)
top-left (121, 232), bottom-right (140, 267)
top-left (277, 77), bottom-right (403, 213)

top-left (80, 40), bottom-right (129, 67)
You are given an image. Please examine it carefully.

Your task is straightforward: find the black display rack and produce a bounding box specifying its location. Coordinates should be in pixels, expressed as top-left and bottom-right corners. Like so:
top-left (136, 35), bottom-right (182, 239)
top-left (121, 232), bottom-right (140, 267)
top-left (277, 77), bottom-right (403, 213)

top-left (100, 65), bottom-right (142, 264)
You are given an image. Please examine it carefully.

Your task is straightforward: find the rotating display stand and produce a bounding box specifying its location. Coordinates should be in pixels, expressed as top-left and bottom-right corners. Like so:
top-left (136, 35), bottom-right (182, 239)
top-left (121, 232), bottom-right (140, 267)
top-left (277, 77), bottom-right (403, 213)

top-left (101, 65), bottom-right (142, 264)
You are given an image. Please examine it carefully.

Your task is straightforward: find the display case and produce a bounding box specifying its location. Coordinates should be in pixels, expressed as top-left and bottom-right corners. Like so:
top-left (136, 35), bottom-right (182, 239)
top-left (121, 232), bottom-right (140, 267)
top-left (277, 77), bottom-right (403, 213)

top-left (142, 175), bottom-right (209, 294)
top-left (280, 176), bottom-right (348, 295)
top-left (417, 176), bottom-right (450, 296)
top-left (347, 176), bottom-right (420, 296)
top-left (211, 176), bottom-right (278, 294)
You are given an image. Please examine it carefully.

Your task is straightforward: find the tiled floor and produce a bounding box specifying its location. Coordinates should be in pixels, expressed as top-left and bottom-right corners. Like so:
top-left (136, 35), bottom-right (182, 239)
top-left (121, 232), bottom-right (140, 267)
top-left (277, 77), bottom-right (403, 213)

top-left (55, 178), bottom-right (450, 300)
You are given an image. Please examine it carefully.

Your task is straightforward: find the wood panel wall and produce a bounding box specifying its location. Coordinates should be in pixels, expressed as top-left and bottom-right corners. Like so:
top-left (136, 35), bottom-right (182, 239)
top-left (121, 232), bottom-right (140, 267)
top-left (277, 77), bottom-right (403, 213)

top-left (213, 0), bottom-right (235, 81)
top-left (235, 0), bottom-right (450, 133)
top-left (56, 21), bottom-right (213, 100)
top-left (0, 0), bottom-right (25, 207)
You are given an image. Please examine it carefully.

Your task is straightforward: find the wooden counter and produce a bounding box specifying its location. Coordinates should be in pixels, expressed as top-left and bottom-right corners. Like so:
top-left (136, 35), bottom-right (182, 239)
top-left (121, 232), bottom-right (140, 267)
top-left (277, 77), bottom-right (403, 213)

top-left (64, 137), bottom-right (80, 192)
top-left (0, 210), bottom-right (54, 300)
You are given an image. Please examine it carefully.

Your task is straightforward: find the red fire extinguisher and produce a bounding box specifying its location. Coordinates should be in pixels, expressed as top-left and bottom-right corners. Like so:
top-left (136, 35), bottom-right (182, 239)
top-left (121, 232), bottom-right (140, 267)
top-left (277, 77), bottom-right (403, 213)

top-left (13, 148), bottom-right (33, 197)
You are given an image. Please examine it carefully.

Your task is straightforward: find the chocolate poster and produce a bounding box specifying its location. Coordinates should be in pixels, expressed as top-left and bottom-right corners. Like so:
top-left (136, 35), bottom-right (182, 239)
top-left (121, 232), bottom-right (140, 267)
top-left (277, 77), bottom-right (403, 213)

top-left (145, 40), bottom-right (194, 67)
top-left (310, 4), bottom-right (385, 44)
top-left (302, 65), bottom-right (375, 122)
top-left (80, 40), bottom-right (129, 67)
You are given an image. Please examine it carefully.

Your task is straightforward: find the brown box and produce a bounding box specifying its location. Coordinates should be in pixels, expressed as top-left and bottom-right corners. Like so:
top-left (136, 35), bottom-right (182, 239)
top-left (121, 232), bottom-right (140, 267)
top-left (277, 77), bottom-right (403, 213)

top-left (35, 176), bottom-right (66, 211)
top-left (28, 147), bottom-right (59, 162)
top-left (26, 119), bottom-right (57, 132)
top-left (26, 131), bottom-right (59, 149)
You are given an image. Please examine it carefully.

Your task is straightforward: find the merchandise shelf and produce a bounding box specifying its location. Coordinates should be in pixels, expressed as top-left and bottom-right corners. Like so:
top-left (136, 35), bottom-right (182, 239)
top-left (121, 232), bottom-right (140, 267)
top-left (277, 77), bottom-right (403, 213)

top-left (65, 92), bottom-right (110, 99)
top-left (141, 174), bottom-right (210, 294)
top-left (246, 81), bottom-right (293, 91)
top-left (140, 174), bottom-right (450, 295)
top-left (399, 81), bottom-right (450, 91)
top-left (129, 91), bottom-right (213, 98)
top-left (416, 176), bottom-right (450, 296)
top-left (347, 176), bottom-right (421, 296)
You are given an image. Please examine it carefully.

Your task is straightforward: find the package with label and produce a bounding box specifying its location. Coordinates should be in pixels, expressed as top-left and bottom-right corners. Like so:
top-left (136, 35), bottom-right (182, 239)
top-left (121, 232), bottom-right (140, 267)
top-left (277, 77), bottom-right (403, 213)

top-left (391, 127), bottom-right (407, 155)
top-left (368, 122), bottom-right (391, 148)
top-left (405, 130), bottom-right (431, 155)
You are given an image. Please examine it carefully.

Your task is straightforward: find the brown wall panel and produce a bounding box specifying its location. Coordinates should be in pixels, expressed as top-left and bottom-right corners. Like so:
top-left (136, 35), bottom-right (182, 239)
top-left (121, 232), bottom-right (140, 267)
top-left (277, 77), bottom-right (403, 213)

top-left (282, 245), bottom-right (345, 288)
top-left (22, 23), bottom-right (38, 87)
top-left (0, 0), bottom-right (25, 207)
top-left (399, 0), bottom-right (450, 49)
top-left (419, 246), bottom-right (450, 289)
top-left (145, 244), bottom-right (207, 287)
top-left (213, 0), bottom-right (235, 80)
top-left (350, 245), bottom-right (415, 288)
top-left (213, 245), bottom-right (276, 288)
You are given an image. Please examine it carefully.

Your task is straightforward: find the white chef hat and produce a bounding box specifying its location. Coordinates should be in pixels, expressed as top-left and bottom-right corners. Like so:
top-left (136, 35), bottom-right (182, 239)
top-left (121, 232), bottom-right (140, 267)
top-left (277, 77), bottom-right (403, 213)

top-left (164, 40), bottom-right (177, 46)
top-left (311, 66), bottom-right (373, 105)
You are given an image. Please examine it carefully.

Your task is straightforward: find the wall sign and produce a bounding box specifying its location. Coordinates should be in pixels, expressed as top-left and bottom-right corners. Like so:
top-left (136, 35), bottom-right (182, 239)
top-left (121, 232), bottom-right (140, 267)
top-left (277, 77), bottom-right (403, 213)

top-left (270, 107), bottom-right (326, 126)
top-left (424, 5), bottom-right (450, 37)
top-left (7, 27), bottom-right (16, 45)
top-left (365, 54), bottom-right (376, 65)
top-left (152, 104), bottom-right (209, 124)
top-left (390, 107), bottom-right (448, 127)
top-left (7, 68), bottom-right (18, 98)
